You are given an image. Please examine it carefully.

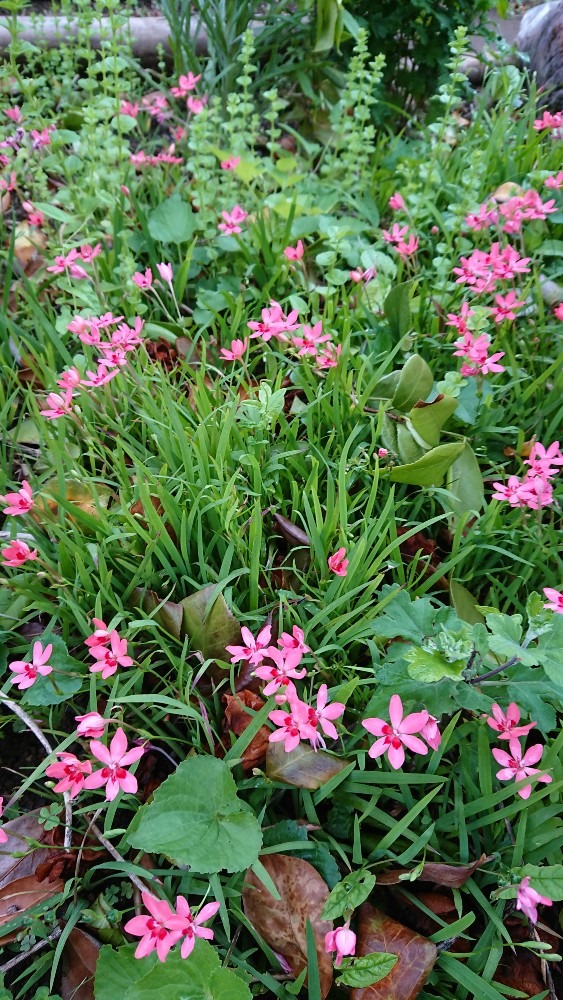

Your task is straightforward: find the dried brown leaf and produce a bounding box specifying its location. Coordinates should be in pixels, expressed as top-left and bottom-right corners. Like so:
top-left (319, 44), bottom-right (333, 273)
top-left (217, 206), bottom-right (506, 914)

top-left (266, 741), bottom-right (349, 790)
top-left (133, 587), bottom-right (183, 639)
top-left (377, 855), bottom-right (489, 888)
top-left (0, 810), bottom-right (50, 890)
top-left (61, 926), bottom-right (100, 1000)
top-left (243, 854), bottom-right (333, 998)
top-left (0, 873), bottom-right (64, 944)
top-left (222, 689), bottom-right (270, 770)
top-left (273, 513), bottom-right (311, 549)
top-left (351, 903), bottom-right (437, 1000)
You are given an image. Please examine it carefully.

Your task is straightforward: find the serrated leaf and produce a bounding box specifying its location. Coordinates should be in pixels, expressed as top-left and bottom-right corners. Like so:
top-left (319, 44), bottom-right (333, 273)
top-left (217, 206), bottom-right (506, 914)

top-left (95, 945), bottom-right (156, 1000)
top-left (392, 354), bottom-right (433, 411)
top-left (336, 952), bottom-right (398, 988)
top-left (407, 394), bottom-right (458, 448)
top-left (404, 646), bottom-right (464, 682)
top-left (445, 443), bottom-right (484, 515)
top-left (322, 870), bottom-right (376, 921)
top-left (390, 442), bottom-right (465, 486)
top-left (22, 635), bottom-right (83, 707)
top-left (485, 613), bottom-right (537, 666)
top-left (148, 194), bottom-right (196, 244)
top-left (127, 756), bottom-right (261, 873)
top-left (180, 585), bottom-right (241, 661)
top-left (124, 941), bottom-right (251, 1000)
top-left (373, 588), bottom-right (444, 643)
top-left (534, 616), bottom-right (563, 684)
top-left (266, 742), bottom-right (348, 790)
top-left (516, 864), bottom-right (563, 901)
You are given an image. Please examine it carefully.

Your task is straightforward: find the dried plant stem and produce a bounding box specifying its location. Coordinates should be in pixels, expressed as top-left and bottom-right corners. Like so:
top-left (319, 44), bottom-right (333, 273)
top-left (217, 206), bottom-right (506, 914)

top-left (0, 697), bottom-right (73, 850)
top-left (89, 821), bottom-right (149, 895)
top-left (0, 925), bottom-right (62, 974)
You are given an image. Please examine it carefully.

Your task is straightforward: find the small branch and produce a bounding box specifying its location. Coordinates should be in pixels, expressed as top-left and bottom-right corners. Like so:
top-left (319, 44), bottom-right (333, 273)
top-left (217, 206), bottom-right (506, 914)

top-left (0, 926), bottom-right (62, 975)
top-left (0, 698), bottom-right (73, 850)
top-left (467, 655), bottom-right (520, 685)
top-left (89, 822), bottom-right (149, 895)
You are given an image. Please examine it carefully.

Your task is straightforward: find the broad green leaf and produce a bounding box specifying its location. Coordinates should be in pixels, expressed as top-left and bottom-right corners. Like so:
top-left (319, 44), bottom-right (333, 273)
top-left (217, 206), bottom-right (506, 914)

top-left (314, 0), bottom-right (344, 52)
top-left (95, 945), bottom-right (157, 1000)
top-left (127, 756), bottom-right (262, 873)
top-left (392, 354), bottom-right (433, 411)
top-left (322, 870), bottom-right (376, 921)
top-left (445, 443), bottom-right (484, 515)
top-left (390, 442), bottom-right (465, 486)
top-left (449, 580), bottom-right (485, 625)
top-left (371, 371), bottom-right (401, 401)
top-left (539, 239), bottom-right (563, 257)
top-left (266, 742), bottom-right (348, 790)
top-left (373, 588), bottom-right (449, 643)
top-left (404, 646), bottom-right (464, 682)
top-left (407, 395), bottom-right (458, 449)
top-left (125, 942), bottom-right (251, 1000)
top-left (148, 194), bottom-right (196, 244)
top-left (384, 282), bottom-right (412, 340)
top-left (180, 585), bottom-right (241, 661)
top-left (534, 615), bottom-right (563, 684)
top-left (505, 666), bottom-right (557, 733)
top-left (23, 635), bottom-right (83, 707)
top-left (396, 423), bottom-right (425, 465)
top-left (516, 864), bottom-right (563, 901)
top-left (336, 952), bottom-right (398, 987)
top-left (133, 587), bottom-right (183, 639)
top-left (485, 613), bottom-right (537, 666)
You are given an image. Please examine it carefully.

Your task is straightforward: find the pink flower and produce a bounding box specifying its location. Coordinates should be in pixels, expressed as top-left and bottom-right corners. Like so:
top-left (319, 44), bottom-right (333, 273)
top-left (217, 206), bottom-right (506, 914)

top-left (515, 877), bottom-right (552, 923)
top-left (171, 72), bottom-right (201, 98)
top-left (254, 647), bottom-right (307, 695)
top-left (46, 248), bottom-right (88, 279)
top-left (30, 127), bottom-right (54, 149)
top-left (554, 303), bottom-right (563, 321)
top-left (382, 223), bottom-right (409, 245)
top-left (75, 711), bottom-right (111, 738)
top-left (464, 203), bottom-right (499, 231)
top-left (248, 300), bottom-right (300, 342)
top-left (543, 587), bottom-right (563, 614)
top-left (57, 367), bottom-right (82, 390)
top-left (524, 441), bottom-right (563, 478)
top-left (533, 110), bottom-right (563, 131)
top-left (220, 338), bottom-right (248, 361)
top-left (132, 268), bottom-right (153, 290)
top-left (225, 625), bottom-right (271, 665)
top-left (124, 892), bottom-right (182, 962)
top-left (41, 390), bottom-right (75, 420)
top-left (486, 703), bottom-right (537, 740)
top-left (377, 448), bottom-right (388, 458)
top-left (220, 156), bottom-right (240, 171)
top-left (84, 726), bottom-right (145, 801)
top-left (0, 798), bottom-right (8, 844)
top-left (1, 539), bottom-right (37, 567)
top-left (218, 205), bottom-right (248, 235)
top-left (491, 290), bottom-right (525, 324)
top-left (328, 547), bottom-right (348, 577)
top-left (167, 897), bottom-right (220, 959)
top-left (45, 752), bottom-right (92, 799)
top-left (268, 690), bottom-right (318, 752)
top-left (156, 262), bottom-right (173, 283)
top-left (545, 172), bottom-right (563, 189)
top-left (187, 95), bottom-right (206, 115)
top-left (80, 243), bottom-right (102, 263)
top-left (315, 343), bottom-right (342, 370)
top-left (9, 641), bottom-right (53, 690)
top-left (89, 631), bottom-right (134, 679)
top-left (278, 626), bottom-right (310, 656)
top-left (308, 684), bottom-right (345, 748)
top-left (362, 694), bottom-right (429, 769)
top-left (420, 714), bottom-right (441, 750)
top-left (81, 365), bottom-right (120, 388)
top-left (0, 480), bottom-right (33, 516)
top-left (388, 192), bottom-right (406, 212)
top-left (22, 201), bottom-right (45, 227)
top-left (284, 240), bottom-right (304, 261)
top-left (292, 322), bottom-right (331, 357)
top-left (120, 101), bottom-right (139, 118)
top-left (492, 738), bottom-right (552, 799)
top-left (325, 923), bottom-right (356, 966)
top-left (5, 106), bottom-right (22, 123)
top-left (85, 618), bottom-right (112, 648)
top-left (396, 234), bottom-right (419, 257)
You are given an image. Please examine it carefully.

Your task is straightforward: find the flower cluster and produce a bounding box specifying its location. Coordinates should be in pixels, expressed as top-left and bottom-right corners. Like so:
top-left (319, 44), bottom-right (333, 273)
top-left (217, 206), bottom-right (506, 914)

top-left (46, 243), bottom-right (101, 281)
top-left (124, 891), bottom-right (219, 962)
top-left (362, 695), bottom-right (440, 770)
top-left (46, 726), bottom-right (144, 802)
top-left (492, 440), bottom-right (562, 510)
top-left (453, 242), bottom-right (530, 294)
top-left (452, 331), bottom-right (505, 377)
top-left (268, 683), bottom-right (345, 752)
top-left (130, 147), bottom-right (183, 168)
top-left (85, 618), bottom-right (134, 679)
top-left (533, 110), bottom-right (563, 133)
top-left (382, 222), bottom-right (419, 257)
top-left (486, 703), bottom-right (551, 799)
top-left (464, 189), bottom-right (556, 234)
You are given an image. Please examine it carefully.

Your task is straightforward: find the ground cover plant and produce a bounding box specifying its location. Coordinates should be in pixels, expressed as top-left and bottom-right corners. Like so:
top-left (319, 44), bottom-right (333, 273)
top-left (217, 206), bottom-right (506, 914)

top-left (0, 0), bottom-right (562, 997)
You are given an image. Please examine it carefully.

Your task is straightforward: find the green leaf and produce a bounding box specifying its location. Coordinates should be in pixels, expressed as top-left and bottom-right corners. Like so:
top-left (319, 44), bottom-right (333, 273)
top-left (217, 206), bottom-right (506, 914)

top-left (94, 944), bottom-right (158, 1000)
top-left (539, 239), bottom-right (563, 257)
top-left (124, 941), bottom-right (251, 1000)
top-left (449, 580), bottom-right (485, 626)
top-left (384, 282), bottom-right (412, 340)
top-left (445, 443), bottom-right (484, 515)
top-left (127, 756), bottom-right (262, 873)
top-left (392, 354), bottom-right (433, 411)
top-left (148, 194), bottom-right (196, 244)
top-left (404, 646), bottom-right (464, 682)
top-left (396, 423), bottom-right (425, 465)
top-left (22, 635), bottom-right (83, 707)
top-left (373, 588), bottom-right (448, 643)
top-left (180, 585), bottom-right (241, 661)
top-left (407, 395), bottom-right (458, 448)
top-left (133, 588), bottom-right (183, 639)
top-left (336, 952), bottom-right (398, 987)
top-left (390, 442), bottom-right (465, 486)
top-left (485, 613), bottom-right (537, 666)
top-left (505, 666), bottom-right (557, 733)
top-left (322, 870), bottom-right (376, 921)
top-left (33, 202), bottom-right (74, 224)
top-left (516, 864), bottom-right (563, 901)
top-left (534, 616), bottom-right (563, 684)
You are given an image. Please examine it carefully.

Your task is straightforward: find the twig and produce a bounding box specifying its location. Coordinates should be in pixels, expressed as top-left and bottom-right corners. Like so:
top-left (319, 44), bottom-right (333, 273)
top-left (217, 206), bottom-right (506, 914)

top-left (467, 655), bottom-right (520, 685)
top-left (0, 697), bottom-right (73, 850)
top-left (531, 925), bottom-right (559, 1000)
top-left (89, 821), bottom-right (149, 895)
top-left (0, 926), bottom-right (62, 975)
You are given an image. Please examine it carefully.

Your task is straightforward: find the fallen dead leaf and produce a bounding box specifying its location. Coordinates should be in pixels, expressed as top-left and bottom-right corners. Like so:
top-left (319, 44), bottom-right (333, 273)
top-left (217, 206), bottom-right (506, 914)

top-left (266, 741), bottom-right (349, 790)
top-left (377, 855), bottom-right (489, 888)
top-left (351, 903), bottom-right (437, 1000)
top-left (61, 926), bottom-right (100, 1000)
top-left (130, 495), bottom-right (176, 541)
top-left (0, 873), bottom-right (64, 944)
top-left (0, 810), bottom-right (51, 890)
top-left (222, 689), bottom-right (270, 770)
top-left (243, 854), bottom-right (333, 999)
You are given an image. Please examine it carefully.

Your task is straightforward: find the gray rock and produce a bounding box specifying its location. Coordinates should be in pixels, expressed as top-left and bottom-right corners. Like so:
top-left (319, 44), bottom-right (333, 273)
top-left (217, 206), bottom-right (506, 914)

top-left (516, 1), bottom-right (563, 109)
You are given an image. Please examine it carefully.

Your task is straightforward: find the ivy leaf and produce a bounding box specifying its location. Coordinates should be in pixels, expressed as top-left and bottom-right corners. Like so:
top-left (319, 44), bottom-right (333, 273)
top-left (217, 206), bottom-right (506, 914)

top-left (404, 646), bottom-right (464, 682)
top-left (180, 585), bottom-right (241, 661)
top-left (124, 941), bottom-right (251, 1000)
top-left (534, 616), bottom-right (563, 685)
top-left (373, 588), bottom-right (448, 644)
top-left (127, 757), bottom-right (262, 874)
top-left (390, 441), bottom-right (465, 487)
top-left (22, 635), bottom-right (83, 708)
top-left (336, 952), bottom-right (398, 988)
top-left (322, 870), bottom-right (376, 921)
top-left (515, 864), bottom-right (563, 901)
top-left (485, 614), bottom-right (538, 666)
